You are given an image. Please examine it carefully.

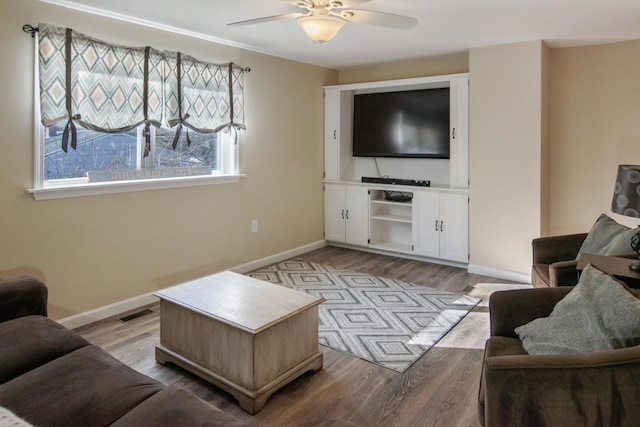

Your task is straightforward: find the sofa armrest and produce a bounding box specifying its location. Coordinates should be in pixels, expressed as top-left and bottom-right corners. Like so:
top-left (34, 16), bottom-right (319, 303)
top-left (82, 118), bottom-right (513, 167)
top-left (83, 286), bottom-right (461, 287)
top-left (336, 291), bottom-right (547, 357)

top-left (548, 259), bottom-right (580, 286)
top-left (489, 288), bottom-right (571, 338)
top-left (532, 233), bottom-right (587, 265)
top-left (483, 346), bottom-right (640, 426)
top-left (486, 343), bottom-right (640, 370)
top-left (0, 276), bottom-right (47, 323)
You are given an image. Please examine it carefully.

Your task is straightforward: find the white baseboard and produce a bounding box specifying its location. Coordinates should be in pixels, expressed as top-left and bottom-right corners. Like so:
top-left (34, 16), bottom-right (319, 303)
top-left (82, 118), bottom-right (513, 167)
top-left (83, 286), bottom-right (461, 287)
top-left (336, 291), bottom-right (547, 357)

top-left (58, 240), bottom-right (328, 330)
top-left (59, 292), bottom-right (159, 330)
top-left (328, 242), bottom-right (469, 269)
top-left (229, 240), bottom-right (327, 274)
top-left (467, 264), bottom-right (531, 284)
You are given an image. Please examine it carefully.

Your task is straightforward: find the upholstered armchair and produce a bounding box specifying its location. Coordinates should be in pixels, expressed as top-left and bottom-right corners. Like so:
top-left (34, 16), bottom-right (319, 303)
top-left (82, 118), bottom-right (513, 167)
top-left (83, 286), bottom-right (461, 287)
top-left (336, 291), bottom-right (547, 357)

top-left (478, 286), bottom-right (640, 427)
top-left (532, 214), bottom-right (638, 287)
top-left (531, 232), bottom-right (587, 287)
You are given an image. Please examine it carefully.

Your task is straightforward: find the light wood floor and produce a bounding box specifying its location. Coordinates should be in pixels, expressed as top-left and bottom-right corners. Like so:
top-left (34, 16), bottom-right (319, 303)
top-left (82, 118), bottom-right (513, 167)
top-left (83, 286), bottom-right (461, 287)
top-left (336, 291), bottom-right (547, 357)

top-left (74, 246), bottom-right (519, 427)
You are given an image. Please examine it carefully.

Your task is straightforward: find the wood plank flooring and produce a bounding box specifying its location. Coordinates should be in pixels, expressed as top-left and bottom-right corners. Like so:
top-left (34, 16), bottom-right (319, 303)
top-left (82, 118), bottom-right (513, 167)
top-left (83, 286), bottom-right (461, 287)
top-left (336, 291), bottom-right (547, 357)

top-left (74, 246), bottom-right (519, 427)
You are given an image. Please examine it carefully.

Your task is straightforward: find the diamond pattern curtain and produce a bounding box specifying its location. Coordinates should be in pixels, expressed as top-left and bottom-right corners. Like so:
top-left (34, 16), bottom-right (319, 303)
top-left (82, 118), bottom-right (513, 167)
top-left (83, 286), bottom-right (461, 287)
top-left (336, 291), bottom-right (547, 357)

top-left (38, 23), bottom-right (246, 153)
top-left (165, 53), bottom-right (246, 147)
top-left (230, 64), bottom-right (246, 129)
top-left (38, 25), bottom-right (67, 126)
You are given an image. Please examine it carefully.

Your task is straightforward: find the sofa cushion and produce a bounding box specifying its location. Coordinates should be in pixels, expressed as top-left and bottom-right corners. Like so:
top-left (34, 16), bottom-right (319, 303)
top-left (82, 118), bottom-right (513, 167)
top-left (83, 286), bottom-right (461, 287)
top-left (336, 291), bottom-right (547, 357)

top-left (0, 315), bottom-right (90, 384)
top-left (0, 345), bottom-right (163, 427)
top-left (577, 213), bottom-right (636, 258)
top-left (515, 265), bottom-right (640, 354)
top-left (111, 383), bottom-right (245, 427)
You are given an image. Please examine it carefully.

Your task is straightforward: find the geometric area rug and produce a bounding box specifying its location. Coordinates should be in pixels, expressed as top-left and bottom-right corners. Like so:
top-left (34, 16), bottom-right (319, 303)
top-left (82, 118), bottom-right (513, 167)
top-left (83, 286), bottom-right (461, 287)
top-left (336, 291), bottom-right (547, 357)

top-left (247, 259), bottom-right (481, 373)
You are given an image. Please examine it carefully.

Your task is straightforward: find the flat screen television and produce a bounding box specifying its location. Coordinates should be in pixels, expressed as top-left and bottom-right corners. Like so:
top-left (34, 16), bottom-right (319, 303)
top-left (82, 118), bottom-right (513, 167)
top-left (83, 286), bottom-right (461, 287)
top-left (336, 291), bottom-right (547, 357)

top-left (352, 88), bottom-right (450, 159)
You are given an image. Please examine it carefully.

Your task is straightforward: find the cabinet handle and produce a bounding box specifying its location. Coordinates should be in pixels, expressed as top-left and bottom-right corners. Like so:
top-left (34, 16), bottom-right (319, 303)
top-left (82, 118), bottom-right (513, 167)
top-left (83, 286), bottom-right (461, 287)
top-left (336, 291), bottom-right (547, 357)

top-left (333, 130), bottom-right (337, 139)
top-left (346, 209), bottom-right (349, 220)
top-left (435, 220), bottom-right (439, 231)
top-left (440, 221), bottom-right (444, 232)
top-left (452, 128), bottom-right (456, 139)
top-left (341, 209), bottom-right (345, 219)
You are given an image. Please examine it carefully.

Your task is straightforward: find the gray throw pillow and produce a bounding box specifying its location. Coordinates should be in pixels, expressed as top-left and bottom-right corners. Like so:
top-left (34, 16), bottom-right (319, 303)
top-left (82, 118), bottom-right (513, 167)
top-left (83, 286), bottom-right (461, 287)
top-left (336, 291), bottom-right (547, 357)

top-left (515, 265), bottom-right (640, 354)
top-left (576, 213), bottom-right (635, 258)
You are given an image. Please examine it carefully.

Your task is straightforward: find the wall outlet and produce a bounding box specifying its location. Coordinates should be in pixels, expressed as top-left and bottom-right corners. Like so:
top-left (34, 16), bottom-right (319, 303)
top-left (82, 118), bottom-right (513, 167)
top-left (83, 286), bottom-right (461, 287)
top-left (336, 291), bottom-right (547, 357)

top-left (251, 219), bottom-right (258, 233)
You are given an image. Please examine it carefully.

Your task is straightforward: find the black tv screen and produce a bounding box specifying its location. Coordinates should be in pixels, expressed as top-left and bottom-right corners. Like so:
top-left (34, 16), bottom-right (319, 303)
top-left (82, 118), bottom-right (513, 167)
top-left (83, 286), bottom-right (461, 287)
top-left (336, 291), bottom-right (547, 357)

top-left (352, 88), bottom-right (450, 159)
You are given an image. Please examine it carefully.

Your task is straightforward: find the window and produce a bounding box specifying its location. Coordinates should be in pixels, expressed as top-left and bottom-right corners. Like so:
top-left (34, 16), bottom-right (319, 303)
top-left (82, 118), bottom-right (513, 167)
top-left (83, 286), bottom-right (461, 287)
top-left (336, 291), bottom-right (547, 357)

top-left (153, 127), bottom-right (218, 170)
top-left (44, 125), bottom-right (137, 180)
top-left (42, 124), bottom-right (221, 182)
top-left (30, 23), bottom-right (247, 199)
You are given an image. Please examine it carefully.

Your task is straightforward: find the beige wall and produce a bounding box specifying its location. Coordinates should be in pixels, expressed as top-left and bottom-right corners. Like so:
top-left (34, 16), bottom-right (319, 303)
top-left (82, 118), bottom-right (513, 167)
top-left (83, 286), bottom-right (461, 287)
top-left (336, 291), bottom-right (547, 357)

top-left (3, 0), bottom-right (640, 311)
top-left (0, 0), bottom-right (337, 319)
top-left (468, 41), bottom-right (548, 276)
top-left (338, 52), bottom-right (469, 84)
top-left (549, 40), bottom-right (640, 234)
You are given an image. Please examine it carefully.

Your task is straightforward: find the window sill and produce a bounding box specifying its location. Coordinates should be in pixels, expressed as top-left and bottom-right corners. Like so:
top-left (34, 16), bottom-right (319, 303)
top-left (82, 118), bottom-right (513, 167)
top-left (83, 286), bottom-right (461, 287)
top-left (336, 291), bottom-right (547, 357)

top-left (27, 173), bottom-right (245, 200)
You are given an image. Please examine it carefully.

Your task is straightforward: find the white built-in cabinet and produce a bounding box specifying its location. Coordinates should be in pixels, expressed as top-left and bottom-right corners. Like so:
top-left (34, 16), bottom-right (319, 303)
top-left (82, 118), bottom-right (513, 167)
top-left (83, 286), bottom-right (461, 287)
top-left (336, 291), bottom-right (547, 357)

top-left (323, 89), bottom-right (340, 181)
top-left (449, 77), bottom-right (469, 189)
top-left (324, 184), bottom-right (369, 247)
top-left (324, 183), bottom-right (468, 264)
top-left (323, 73), bottom-right (469, 188)
top-left (323, 73), bottom-right (470, 265)
top-left (413, 191), bottom-right (469, 263)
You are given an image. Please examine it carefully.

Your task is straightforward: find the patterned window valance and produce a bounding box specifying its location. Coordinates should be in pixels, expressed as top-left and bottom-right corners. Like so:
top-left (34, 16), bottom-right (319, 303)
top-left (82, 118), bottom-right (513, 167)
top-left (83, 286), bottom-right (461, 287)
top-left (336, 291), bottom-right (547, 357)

top-left (38, 23), bottom-right (246, 154)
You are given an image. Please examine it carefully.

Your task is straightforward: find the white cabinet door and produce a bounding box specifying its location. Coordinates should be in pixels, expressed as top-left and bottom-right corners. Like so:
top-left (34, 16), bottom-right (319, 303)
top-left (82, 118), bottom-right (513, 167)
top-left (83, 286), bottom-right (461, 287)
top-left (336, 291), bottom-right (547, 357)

top-left (412, 191), bottom-right (440, 258)
top-left (439, 193), bottom-right (469, 263)
top-left (345, 185), bottom-right (369, 246)
top-left (449, 76), bottom-right (469, 189)
top-left (324, 88), bottom-right (339, 181)
top-left (324, 184), bottom-right (368, 247)
top-left (324, 184), bottom-right (346, 242)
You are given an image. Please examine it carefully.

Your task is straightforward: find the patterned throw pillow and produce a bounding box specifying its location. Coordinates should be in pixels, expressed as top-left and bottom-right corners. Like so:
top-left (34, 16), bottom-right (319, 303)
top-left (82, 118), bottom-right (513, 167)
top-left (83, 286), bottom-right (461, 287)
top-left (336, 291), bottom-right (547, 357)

top-left (515, 265), bottom-right (640, 354)
top-left (0, 406), bottom-right (33, 427)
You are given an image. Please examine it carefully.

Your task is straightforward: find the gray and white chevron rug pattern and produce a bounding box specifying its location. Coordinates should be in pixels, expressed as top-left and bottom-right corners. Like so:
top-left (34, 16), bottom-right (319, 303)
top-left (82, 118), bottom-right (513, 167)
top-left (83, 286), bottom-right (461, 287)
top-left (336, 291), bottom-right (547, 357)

top-left (248, 259), bottom-right (480, 373)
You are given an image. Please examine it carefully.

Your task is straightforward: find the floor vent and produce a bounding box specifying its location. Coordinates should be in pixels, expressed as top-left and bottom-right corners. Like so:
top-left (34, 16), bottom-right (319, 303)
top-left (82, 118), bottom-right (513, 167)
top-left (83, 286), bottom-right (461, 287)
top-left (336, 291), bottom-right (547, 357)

top-left (119, 309), bottom-right (153, 323)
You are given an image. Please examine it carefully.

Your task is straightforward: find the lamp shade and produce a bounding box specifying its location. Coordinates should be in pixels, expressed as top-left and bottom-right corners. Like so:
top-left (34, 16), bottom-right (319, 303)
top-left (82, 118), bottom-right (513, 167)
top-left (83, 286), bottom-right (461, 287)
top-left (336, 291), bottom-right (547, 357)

top-left (297, 15), bottom-right (345, 44)
top-left (611, 165), bottom-right (640, 217)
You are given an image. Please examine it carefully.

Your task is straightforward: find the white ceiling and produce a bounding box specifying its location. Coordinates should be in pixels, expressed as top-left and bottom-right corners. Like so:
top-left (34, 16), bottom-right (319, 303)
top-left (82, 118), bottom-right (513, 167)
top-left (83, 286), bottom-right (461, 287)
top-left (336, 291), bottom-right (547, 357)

top-left (42, 0), bottom-right (640, 69)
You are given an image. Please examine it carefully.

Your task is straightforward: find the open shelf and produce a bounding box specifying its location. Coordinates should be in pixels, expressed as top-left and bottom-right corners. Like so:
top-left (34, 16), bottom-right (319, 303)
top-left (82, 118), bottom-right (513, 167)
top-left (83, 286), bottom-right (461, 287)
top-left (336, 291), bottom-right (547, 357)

top-left (371, 214), bottom-right (412, 223)
top-left (368, 188), bottom-right (413, 251)
top-left (370, 199), bottom-right (412, 206)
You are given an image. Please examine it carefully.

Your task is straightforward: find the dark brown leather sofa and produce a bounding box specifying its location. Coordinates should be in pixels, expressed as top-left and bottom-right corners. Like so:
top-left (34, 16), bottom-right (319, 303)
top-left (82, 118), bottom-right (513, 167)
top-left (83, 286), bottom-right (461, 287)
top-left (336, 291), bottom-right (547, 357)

top-left (0, 276), bottom-right (245, 427)
top-left (478, 286), bottom-right (640, 427)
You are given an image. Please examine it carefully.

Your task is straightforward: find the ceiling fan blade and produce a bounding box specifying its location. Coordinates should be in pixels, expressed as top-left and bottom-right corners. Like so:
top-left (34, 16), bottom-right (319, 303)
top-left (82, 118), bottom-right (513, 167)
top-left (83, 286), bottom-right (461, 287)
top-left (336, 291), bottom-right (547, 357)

top-left (228, 13), bottom-right (305, 27)
top-left (284, 0), bottom-right (313, 9)
top-left (340, 9), bottom-right (418, 29)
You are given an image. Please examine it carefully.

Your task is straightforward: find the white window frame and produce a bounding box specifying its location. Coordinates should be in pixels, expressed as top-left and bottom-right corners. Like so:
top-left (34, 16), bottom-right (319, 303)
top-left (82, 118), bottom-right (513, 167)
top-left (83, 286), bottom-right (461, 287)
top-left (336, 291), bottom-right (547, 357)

top-left (28, 125), bottom-right (242, 200)
top-left (27, 40), bottom-right (243, 201)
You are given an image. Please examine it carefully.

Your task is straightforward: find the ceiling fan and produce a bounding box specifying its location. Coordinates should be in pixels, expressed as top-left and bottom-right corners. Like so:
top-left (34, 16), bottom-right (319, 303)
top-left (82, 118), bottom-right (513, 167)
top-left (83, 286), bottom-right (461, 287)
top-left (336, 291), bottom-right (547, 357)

top-left (228, 0), bottom-right (418, 44)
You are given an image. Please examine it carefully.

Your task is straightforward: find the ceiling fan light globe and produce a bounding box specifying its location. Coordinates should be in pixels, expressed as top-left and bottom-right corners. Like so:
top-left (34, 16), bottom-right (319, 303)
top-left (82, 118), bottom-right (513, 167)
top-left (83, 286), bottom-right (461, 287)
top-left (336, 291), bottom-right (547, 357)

top-left (297, 15), bottom-right (345, 43)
